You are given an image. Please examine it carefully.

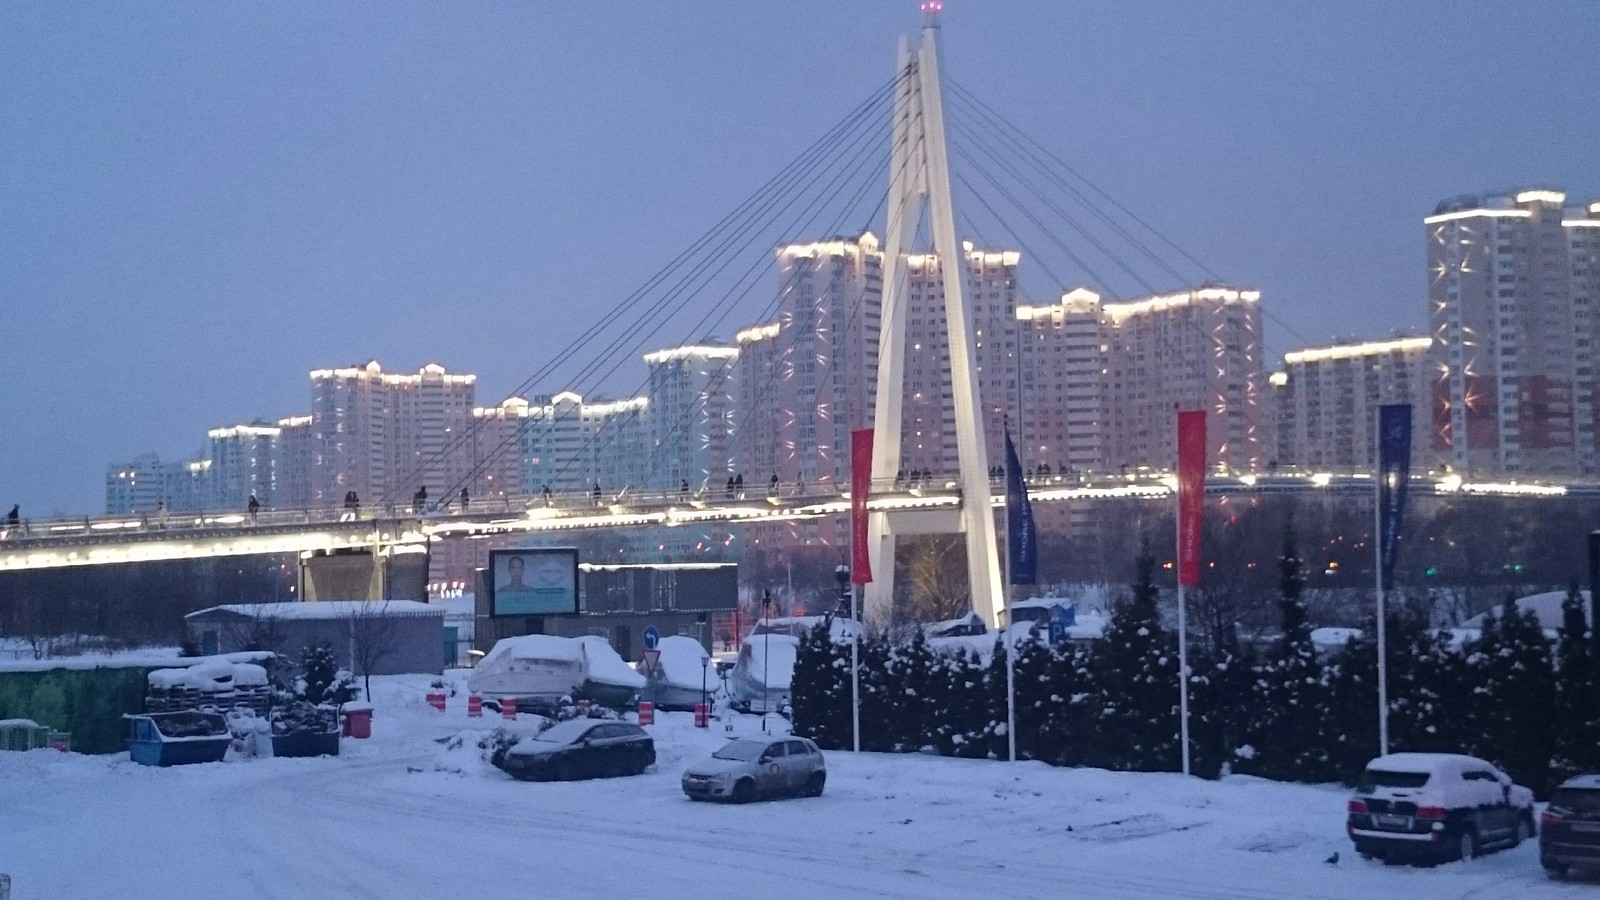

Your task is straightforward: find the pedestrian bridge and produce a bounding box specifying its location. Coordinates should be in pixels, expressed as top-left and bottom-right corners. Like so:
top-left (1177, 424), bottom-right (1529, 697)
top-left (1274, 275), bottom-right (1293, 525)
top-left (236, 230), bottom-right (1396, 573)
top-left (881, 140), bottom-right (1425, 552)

top-left (0, 469), bottom-right (1582, 571)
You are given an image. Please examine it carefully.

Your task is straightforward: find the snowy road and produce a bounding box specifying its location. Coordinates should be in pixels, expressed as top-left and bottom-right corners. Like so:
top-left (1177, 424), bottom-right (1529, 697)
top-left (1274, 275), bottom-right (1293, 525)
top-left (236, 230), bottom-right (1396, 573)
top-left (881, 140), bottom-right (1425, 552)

top-left (2, 677), bottom-right (1594, 899)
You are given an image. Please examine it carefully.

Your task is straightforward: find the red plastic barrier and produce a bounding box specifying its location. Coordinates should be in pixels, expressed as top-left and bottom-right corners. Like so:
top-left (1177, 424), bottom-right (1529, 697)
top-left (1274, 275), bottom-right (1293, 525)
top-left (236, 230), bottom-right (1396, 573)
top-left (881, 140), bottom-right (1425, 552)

top-left (638, 701), bottom-right (654, 726)
top-left (467, 694), bottom-right (483, 717)
top-left (425, 691), bottom-right (446, 712)
top-left (694, 703), bottom-right (709, 728)
top-left (502, 697), bottom-right (517, 720)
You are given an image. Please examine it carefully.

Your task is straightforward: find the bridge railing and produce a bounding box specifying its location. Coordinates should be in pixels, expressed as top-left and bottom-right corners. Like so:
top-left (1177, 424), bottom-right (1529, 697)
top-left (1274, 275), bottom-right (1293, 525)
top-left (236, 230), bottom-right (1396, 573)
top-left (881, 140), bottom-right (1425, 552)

top-left (5, 465), bottom-right (1578, 546)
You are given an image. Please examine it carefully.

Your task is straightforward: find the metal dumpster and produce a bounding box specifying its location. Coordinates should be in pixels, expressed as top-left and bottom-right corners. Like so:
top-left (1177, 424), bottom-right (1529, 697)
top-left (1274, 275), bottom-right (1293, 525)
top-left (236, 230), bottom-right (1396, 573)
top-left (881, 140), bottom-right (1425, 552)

top-left (126, 712), bottom-right (231, 766)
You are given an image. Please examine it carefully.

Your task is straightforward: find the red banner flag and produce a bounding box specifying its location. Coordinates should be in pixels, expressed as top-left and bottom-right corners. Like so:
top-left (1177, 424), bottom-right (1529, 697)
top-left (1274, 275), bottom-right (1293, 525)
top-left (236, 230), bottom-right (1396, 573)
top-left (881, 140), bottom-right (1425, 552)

top-left (1176, 410), bottom-right (1207, 588)
top-left (850, 429), bottom-right (874, 584)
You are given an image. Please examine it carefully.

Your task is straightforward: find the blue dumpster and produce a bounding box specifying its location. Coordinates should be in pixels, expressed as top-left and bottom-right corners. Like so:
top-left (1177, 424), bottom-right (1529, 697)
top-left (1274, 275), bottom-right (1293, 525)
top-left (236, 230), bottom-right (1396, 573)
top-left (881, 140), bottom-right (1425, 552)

top-left (127, 712), bottom-right (231, 767)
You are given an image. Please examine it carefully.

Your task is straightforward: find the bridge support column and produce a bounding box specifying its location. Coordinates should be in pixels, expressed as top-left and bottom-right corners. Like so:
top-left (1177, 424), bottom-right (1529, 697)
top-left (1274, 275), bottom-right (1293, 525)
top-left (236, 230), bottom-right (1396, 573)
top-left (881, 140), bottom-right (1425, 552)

top-left (864, 14), bottom-right (1003, 629)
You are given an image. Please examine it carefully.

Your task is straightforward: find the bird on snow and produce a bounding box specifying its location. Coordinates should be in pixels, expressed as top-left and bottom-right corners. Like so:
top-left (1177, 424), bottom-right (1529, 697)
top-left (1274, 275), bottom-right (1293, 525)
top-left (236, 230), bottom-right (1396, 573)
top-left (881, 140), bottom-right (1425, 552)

top-left (1323, 852), bottom-right (1339, 865)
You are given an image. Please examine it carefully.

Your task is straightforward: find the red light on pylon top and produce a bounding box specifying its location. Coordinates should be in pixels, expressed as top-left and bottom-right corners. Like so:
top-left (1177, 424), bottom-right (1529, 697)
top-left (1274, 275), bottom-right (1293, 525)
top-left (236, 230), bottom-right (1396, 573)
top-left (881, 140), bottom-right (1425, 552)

top-left (920, 0), bottom-right (943, 27)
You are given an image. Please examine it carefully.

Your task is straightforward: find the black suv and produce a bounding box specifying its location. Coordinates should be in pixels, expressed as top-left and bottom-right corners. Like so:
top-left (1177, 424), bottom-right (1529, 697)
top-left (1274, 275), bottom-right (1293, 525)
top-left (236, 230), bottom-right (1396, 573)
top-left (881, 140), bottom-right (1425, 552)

top-left (1541, 774), bottom-right (1600, 879)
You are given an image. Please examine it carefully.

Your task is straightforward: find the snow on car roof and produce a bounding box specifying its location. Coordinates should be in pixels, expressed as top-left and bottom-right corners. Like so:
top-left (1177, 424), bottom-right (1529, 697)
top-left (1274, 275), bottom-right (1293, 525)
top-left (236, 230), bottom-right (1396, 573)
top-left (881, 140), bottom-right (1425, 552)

top-left (525, 717), bottom-right (603, 746)
top-left (1559, 774), bottom-right (1600, 790)
top-left (1366, 752), bottom-right (1493, 774)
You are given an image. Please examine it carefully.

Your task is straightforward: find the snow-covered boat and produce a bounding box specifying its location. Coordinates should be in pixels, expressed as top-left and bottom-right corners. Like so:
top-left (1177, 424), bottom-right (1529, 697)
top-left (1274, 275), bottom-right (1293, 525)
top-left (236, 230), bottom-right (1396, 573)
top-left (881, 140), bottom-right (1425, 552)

top-left (467, 635), bottom-right (586, 712)
top-left (574, 635), bottom-right (646, 709)
top-left (647, 635), bottom-right (712, 710)
top-left (728, 633), bottom-right (798, 714)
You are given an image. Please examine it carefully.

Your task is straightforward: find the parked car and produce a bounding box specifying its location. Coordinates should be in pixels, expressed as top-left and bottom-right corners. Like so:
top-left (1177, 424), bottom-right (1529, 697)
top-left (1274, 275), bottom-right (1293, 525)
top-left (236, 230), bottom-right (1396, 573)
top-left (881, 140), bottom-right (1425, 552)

top-left (681, 736), bottom-right (825, 802)
top-left (1346, 752), bottom-right (1535, 864)
top-left (1540, 774), bottom-right (1600, 879)
top-left (491, 718), bottom-right (654, 782)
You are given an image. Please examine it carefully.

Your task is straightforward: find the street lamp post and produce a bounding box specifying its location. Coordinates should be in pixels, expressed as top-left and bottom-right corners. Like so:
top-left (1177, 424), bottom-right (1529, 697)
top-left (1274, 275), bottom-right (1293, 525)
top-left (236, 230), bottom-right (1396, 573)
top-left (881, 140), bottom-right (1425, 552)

top-left (762, 589), bottom-right (772, 733)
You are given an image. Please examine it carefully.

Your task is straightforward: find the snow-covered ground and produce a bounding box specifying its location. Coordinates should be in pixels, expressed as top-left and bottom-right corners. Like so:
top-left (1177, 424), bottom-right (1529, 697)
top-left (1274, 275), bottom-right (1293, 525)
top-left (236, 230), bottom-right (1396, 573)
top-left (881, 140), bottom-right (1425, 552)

top-left (1, 674), bottom-right (1591, 900)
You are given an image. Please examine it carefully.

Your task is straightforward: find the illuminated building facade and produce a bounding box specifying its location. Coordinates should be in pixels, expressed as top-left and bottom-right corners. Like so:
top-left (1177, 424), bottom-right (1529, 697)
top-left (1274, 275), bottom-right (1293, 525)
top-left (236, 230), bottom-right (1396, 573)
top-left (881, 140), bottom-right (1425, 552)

top-left (306, 361), bottom-right (476, 508)
top-left (1016, 287), bottom-right (1111, 473)
top-left (1428, 190), bottom-right (1600, 477)
top-left (1102, 286), bottom-right (1265, 473)
top-left (207, 422), bottom-right (279, 509)
top-left (902, 243), bottom-right (1020, 474)
top-left (521, 392), bottom-right (648, 497)
top-left (732, 233), bottom-right (882, 492)
top-left (643, 345), bottom-right (737, 491)
top-left (1269, 336), bottom-right (1435, 470)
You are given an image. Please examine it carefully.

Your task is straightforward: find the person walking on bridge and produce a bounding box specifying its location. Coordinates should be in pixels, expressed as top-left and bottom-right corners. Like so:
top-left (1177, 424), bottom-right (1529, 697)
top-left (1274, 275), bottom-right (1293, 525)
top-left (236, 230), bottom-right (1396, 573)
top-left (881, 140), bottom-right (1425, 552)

top-left (413, 485), bottom-right (427, 514)
top-left (247, 494), bottom-right (260, 523)
top-left (459, 487), bottom-right (469, 511)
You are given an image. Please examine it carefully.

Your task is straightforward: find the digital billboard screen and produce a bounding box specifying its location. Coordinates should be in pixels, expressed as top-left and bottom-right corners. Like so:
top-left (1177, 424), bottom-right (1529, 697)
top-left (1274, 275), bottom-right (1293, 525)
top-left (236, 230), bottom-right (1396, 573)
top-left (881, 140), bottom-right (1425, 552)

top-left (488, 548), bottom-right (580, 617)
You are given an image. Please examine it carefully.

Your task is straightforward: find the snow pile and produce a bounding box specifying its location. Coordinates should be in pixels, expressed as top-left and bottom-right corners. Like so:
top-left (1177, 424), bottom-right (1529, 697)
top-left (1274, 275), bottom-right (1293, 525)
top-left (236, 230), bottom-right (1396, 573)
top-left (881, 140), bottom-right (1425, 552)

top-left (148, 659), bottom-right (266, 691)
top-left (576, 636), bottom-right (645, 688)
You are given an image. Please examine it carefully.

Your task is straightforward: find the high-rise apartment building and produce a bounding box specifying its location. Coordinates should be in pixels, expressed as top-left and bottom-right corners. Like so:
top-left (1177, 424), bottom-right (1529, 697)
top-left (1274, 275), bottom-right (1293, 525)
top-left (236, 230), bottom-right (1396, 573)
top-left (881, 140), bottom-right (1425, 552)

top-left (306, 361), bottom-right (476, 507)
top-left (643, 345), bottom-right (737, 491)
top-left (1269, 336), bottom-right (1434, 470)
top-left (522, 392), bottom-right (648, 497)
top-left (902, 243), bottom-right (1020, 474)
top-left (273, 415), bottom-right (315, 509)
top-left (732, 233), bottom-right (882, 490)
top-left (105, 453), bottom-right (209, 514)
top-left (1427, 189), bottom-right (1600, 477)
top-left (207, 422), bottom-right (279, 509)
top-left (1103, 286), bottom-right (1265, 473)
top-left (469, 397), bottom-right (532, 501)
top-left (1016, 287), bottom-right (1111, 473)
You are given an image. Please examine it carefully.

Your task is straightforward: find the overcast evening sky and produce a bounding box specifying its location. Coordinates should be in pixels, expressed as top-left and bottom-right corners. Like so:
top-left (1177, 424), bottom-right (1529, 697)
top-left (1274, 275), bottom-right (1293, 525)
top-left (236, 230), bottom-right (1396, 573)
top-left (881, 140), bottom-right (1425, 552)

top-left (3, 1), bottom-right (1597, 516)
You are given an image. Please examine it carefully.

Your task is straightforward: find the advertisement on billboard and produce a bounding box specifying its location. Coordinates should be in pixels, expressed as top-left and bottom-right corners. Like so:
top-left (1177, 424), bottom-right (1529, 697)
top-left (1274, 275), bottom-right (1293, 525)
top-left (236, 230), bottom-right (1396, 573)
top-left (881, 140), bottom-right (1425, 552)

top-left (488, 549), bottom-right (580, 617)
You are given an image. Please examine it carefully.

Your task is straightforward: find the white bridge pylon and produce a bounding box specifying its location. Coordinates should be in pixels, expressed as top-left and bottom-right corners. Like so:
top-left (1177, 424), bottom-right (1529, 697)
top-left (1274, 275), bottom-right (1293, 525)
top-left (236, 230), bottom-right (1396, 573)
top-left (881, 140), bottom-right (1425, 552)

top-left (864, 8), bottom-right (1004, 628)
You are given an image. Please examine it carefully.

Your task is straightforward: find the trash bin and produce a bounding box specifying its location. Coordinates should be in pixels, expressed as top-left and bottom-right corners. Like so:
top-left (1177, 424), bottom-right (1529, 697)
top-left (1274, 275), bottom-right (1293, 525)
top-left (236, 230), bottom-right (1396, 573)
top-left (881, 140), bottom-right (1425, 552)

top-left (341, 704), bottom-right (373, 739)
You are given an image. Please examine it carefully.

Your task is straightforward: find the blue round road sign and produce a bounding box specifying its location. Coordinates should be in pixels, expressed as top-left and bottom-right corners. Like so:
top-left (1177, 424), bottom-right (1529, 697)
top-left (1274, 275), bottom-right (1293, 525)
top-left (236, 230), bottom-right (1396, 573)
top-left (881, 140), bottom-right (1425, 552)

top-left (643, 626), bottom-right (660, 650)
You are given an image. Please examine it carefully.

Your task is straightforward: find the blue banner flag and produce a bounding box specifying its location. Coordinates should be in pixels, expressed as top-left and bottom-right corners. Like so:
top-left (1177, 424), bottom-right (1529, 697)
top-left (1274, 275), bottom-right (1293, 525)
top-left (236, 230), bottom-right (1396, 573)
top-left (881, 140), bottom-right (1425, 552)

top-left (1004, 430), bottom-right (1038, 585)
top-left (1377, 404), bottom-right (1412, 591)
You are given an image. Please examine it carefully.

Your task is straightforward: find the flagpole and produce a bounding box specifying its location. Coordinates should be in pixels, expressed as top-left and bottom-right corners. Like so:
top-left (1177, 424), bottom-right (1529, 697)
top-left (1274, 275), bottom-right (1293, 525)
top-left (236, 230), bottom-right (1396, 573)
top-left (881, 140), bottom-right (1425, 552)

top-left (852, 580), bottom-right (861, 754)
top-left (1374, 406), bottom-right (1389, 757)
top-left (1004, 476), bottom-right (1017, 765)
top-left (1000, 426), bottom-right (1025, 763)
top-left (1176, 537), bottom-right (1191, 777)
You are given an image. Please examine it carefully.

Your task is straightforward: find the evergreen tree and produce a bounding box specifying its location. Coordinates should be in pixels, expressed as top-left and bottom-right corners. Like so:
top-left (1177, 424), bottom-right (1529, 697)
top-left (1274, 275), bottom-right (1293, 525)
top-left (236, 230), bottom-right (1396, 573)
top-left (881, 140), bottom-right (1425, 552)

top-left (1036, 639), bottom-right (1096, 767)
top-left (1088, 553), bottom-right (1179, 771)
top-left (884, 627), bottom-right (937, 753)
top-left (1553, 581), bottom-right (1600, 780)
top-left (1240, 526), bottom-right (1332, 781)
top-left (1011, 629), bottom-right (1054, 761)
top-left (790, 622), bottom-right (850, 747)
top-left (298, 641), bottom-right (356, 706)
top-left (1459, 592), bottom-right (1555, 793)
top-left (1324, 629), bottom-right (1380, 780)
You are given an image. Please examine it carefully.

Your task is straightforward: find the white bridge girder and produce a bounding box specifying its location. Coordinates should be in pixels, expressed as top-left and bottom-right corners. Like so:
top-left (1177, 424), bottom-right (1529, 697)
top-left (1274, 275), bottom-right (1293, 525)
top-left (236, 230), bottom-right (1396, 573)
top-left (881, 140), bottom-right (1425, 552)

top-left (863, 15), bottom-right (1004, 628)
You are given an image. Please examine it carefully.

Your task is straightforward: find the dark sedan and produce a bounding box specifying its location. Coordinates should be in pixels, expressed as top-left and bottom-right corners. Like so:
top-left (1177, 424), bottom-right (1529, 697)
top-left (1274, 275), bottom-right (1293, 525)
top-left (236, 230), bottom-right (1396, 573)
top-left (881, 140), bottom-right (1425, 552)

top-left (492, 718), bottom-right (655, 782)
